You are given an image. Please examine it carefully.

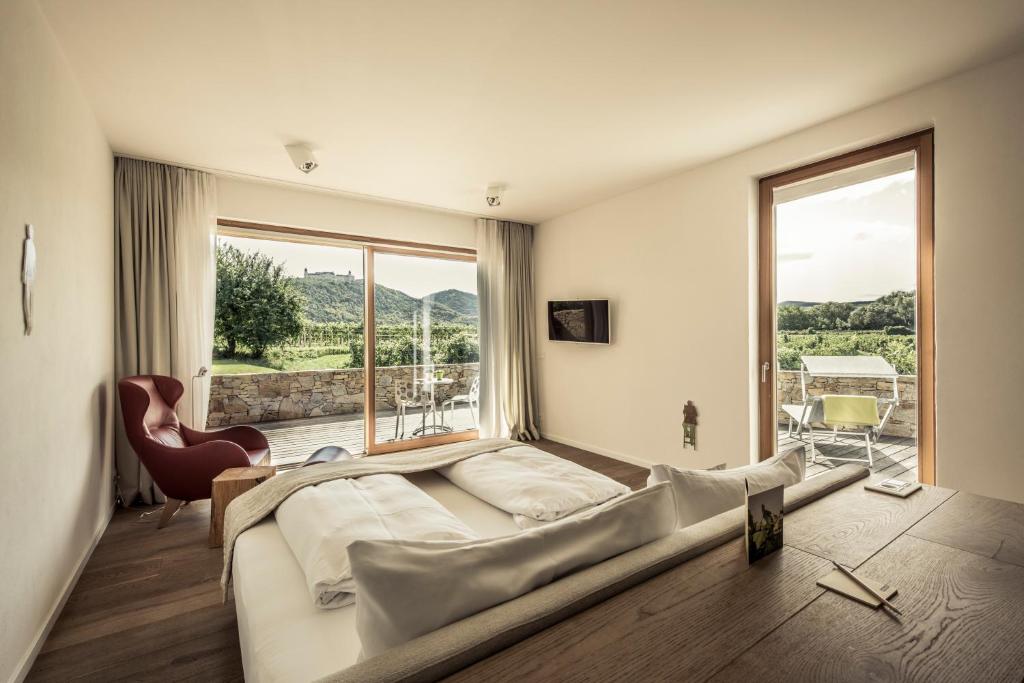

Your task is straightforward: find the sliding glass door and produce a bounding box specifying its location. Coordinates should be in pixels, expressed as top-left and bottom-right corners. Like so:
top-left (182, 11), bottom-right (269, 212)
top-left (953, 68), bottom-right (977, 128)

top-left (213, 225), bottom-right (479, 464)
top-left (365, 248), bottom-right (481, 453)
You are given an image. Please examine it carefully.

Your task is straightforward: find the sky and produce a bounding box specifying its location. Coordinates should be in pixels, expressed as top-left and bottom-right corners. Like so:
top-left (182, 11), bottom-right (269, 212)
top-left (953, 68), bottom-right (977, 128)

top-left (217, 235), bottom-right (477, 298)
top-left (776, 169), bottom-right (916, 303)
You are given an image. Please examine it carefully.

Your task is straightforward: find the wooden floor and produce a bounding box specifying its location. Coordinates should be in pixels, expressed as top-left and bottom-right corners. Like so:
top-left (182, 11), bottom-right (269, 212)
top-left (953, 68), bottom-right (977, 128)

top-left (26, 433), bottom-right (917, 681)
top-left (779, 427), bottom-right (918, 483)
top-left (256, 406), bottom-right (479, 468)
top-left (25, 439), bottom-right (645, 682)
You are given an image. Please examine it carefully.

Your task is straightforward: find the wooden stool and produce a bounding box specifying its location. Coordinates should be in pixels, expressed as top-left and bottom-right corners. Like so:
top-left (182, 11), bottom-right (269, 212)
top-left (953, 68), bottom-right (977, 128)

top-left (209, 466), bottom-right (276, 548)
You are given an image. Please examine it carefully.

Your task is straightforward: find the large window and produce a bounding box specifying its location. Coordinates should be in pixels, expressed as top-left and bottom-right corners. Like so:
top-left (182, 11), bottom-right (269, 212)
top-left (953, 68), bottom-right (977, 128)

top-left (210, 225), bottom-right (479, 465)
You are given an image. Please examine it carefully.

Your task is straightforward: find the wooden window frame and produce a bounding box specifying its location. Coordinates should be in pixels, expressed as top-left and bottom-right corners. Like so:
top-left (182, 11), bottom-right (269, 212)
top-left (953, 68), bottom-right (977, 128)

top-left (215, 219), bottom-right (480, 457)
top-left (216, 218), bottom-right (475, 256)
top-left (757, 130), bottom-right (935, 485)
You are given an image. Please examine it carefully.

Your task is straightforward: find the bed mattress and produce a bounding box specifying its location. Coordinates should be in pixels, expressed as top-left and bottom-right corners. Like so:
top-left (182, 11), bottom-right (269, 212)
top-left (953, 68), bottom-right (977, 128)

top-left (233, 470), bottom-right (522, 683)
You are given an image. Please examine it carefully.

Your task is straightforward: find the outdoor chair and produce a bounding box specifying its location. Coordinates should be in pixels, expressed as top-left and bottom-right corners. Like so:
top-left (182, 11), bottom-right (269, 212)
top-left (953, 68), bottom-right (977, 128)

top-left (394, 378), bottom-right (434, 439)
top-left (442, 376), bottom-right (480, 429)
top-left (810, 394), bottom-right (881, 467)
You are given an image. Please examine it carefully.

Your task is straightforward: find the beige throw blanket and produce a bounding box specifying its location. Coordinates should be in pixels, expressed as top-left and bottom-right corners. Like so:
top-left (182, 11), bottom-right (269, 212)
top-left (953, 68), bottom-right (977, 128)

top-left (220, 438), bottom-right (520, 599)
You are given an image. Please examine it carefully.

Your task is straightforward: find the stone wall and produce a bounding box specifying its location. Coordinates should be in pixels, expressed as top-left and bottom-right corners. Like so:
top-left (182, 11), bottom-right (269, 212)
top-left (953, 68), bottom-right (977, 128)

top-left (207, 363), bottom-right (479, 427)
top-left (776, 370), bottom-right (917, 438)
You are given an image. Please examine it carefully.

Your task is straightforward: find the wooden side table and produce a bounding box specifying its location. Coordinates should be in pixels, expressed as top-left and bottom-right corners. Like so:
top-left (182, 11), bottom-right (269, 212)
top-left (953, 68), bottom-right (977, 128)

top-left (209, 465), bottom-right (276, 548)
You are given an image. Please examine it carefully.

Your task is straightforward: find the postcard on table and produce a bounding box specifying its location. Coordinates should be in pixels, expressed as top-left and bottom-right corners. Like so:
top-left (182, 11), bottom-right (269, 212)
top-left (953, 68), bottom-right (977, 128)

top-left (746, 480), bottom-right (784, 563)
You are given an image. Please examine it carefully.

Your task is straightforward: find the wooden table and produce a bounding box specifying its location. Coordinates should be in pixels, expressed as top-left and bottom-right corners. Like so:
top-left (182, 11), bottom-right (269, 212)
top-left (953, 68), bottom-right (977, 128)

top-left (449, 476), bottom-right (1024, 682)
top-left (208, 465), bottom-right (276, 548)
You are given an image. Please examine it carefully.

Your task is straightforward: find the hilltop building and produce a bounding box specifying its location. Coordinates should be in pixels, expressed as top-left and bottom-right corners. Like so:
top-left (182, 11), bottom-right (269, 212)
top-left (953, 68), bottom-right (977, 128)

top-left (303, 267), bottom-right (355, 281)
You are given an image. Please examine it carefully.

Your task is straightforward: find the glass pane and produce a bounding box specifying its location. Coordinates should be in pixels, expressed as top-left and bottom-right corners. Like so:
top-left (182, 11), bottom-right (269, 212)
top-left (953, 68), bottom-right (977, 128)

top-left (773, 156), bottom-right (918, 481)
top-left (372, 251), bottom-right (480, 445)
top-left (211, 234), bottom-right (366, 466)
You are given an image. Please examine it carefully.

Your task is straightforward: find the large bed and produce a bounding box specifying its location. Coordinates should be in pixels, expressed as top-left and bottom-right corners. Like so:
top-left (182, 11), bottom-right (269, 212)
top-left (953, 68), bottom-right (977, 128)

top-left (227, 440), bottom-right (864, 683)
top-left (233, 470), bottom-right (524, 682)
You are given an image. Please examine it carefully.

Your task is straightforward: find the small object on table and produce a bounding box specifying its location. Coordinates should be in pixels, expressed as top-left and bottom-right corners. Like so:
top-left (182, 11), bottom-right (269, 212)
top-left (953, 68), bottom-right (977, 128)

top-left (209, 465), bottom-right (276, 548)
top-left (864, 478), bottom-right (922, 498)
top-left (302, 445), bottom-right (353, 466)
top-left (826, 560), bottom-right (902, 615)
top-left (745, 480), bottom-right (784, 563)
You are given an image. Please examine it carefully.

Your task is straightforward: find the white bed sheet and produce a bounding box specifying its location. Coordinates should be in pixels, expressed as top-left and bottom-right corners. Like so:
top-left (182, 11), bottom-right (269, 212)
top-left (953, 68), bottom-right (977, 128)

top-left (233, 470), bottom-right (521, 683)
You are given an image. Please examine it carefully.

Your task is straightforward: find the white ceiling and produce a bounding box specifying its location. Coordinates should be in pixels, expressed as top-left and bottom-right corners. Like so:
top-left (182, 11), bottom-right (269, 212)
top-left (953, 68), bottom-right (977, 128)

top-left (40, 0), bottom-right (1024, 223)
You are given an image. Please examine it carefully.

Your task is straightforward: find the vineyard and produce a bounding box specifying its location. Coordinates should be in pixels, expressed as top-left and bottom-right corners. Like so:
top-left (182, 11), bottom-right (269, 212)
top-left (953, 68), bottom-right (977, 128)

top-left (777, 331), bottom-right (916, 374)
top-left (214, 321), bottom-right (479, 374)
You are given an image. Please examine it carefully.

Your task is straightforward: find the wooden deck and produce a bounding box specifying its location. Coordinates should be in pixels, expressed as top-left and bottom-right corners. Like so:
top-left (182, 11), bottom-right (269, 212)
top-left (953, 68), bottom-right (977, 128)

top-left (255, 405), bottom-right (478, 467)
top-left (779, 427), bottom-right (917, 482)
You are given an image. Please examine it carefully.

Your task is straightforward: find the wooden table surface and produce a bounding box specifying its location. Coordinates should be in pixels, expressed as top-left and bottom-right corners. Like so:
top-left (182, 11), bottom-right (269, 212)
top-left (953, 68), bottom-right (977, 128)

top-left (449, 476), bottom-right (1024, 682)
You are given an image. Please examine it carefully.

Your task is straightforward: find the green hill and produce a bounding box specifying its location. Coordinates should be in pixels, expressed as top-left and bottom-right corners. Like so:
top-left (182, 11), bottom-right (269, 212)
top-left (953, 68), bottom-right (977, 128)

top-left (289, 275), bottom-right (478, 325)
top-left (425, 289), bottom-right (479, 318)
top-left (778, 299), bottom-right (874, 308)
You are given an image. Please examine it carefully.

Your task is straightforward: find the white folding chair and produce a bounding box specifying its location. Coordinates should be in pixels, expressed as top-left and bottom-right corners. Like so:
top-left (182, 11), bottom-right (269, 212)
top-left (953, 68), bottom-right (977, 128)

top-left (442, 376), bottom-right (479, 428)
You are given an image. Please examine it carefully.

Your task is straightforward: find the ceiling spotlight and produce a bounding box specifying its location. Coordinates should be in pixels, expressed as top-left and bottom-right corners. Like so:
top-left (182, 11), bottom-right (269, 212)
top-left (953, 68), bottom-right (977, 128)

top-left (485, 184), bottom-right (505, 207)
top-left (285, 143), bottom-right (319, 174)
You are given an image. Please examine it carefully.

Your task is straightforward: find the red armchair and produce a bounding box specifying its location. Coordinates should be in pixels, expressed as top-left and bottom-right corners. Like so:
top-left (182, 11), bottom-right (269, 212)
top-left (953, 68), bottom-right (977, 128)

top-left (117, 374), bottom-right (271, 527)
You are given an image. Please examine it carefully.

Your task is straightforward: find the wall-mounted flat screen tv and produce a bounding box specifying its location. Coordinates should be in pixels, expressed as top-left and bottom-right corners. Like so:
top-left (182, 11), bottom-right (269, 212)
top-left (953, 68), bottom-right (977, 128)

top-left (547, 300), bottom-right (610, 344)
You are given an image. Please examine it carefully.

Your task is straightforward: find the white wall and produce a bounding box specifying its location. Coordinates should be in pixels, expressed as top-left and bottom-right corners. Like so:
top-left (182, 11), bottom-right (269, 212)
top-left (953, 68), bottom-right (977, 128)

top-left (217, 176), bottom-right (477, 249)
top-left (536, 52), bottom-right (1024, 503)
top-left (0, 0), bottom-right (115, 679)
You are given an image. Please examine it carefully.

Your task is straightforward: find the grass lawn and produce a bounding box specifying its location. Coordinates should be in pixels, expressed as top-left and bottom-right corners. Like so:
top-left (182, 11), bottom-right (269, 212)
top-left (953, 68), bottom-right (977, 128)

top-left (212, 351), bottom-right (354, 375)
top-left (280, 352), bottom-right (353, 371)
top-left (212, 358), bottom-right (276, 375)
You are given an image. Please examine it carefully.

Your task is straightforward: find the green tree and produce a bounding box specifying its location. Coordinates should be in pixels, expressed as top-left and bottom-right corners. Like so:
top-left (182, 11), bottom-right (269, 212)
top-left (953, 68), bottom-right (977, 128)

top-left (777, 305), bottom-right (812, 331)
top-left (848, 290), bottom-right (915, 330)
top-left (215, 245), bottom-right (304, 358)
top-left (432, 331), bottom-right (480, 363)
top-left (811, 301), bottom-right (856, 331)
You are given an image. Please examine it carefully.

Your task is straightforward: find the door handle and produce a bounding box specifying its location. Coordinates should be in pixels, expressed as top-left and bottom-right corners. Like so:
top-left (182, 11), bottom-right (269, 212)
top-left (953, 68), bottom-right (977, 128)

top-left (761, 361), bottom-right (770, 383)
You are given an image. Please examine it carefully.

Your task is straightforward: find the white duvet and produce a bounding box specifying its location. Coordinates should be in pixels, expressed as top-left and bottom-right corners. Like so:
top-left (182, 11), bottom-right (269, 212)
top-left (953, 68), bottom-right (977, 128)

top-left (275, 473), bottom-right (478, 609)
top-left (437, 445), bottom-right (631, 528)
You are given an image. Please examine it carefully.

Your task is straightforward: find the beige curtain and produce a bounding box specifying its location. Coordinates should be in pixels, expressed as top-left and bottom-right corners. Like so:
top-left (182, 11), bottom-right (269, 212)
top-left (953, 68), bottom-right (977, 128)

top-left (476, 219), bottom-right (540, 441)
top-left (114, 158), bottom-right (216, 505)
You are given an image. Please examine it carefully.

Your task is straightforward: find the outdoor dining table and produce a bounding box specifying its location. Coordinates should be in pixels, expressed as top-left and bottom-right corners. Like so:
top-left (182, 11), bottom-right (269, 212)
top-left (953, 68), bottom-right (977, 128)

top-left (412, 376), bottom-right (455, 435)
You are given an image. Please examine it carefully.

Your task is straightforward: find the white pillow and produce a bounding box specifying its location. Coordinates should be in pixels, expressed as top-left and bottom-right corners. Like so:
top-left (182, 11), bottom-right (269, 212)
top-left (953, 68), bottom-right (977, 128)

top-left (648, 447), bottom-right (804, 529)
top-left (348, 482), bottom-right (677, 658)
top-left (437, 444), bottom-right (631, 526)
